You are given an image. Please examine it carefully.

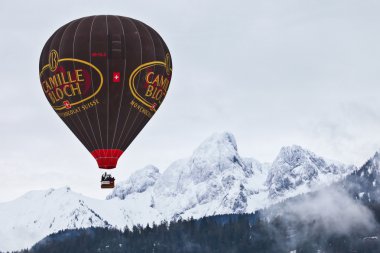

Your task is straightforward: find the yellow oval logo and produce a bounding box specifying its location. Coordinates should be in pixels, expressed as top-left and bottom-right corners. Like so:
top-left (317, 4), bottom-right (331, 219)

top-left (40, 56), bottom-right (103, 111)
top-left (129, 60), bottom-right (172, 112)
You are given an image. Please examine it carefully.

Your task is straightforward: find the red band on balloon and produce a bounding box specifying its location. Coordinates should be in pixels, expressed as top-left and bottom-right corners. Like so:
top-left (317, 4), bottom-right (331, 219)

top-left (91, 149), bottom-right (123, 169)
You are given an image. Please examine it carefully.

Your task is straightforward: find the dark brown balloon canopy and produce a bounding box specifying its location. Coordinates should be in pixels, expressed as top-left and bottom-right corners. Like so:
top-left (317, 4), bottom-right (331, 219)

top-left (39, 15), bottom-right (172, 169)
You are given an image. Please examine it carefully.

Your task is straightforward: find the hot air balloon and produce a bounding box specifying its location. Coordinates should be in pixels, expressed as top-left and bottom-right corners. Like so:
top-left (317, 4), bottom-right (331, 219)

top-left (39, 15), bottom-right (172, 188)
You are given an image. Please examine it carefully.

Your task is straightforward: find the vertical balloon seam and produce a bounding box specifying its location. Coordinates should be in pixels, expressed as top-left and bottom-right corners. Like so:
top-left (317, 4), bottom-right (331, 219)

top-left (105, 15), bottom-right (110, 151)
top-left (39, 30), bottom-right (56, 75)
top-left (116, 20), bottom-right (150, 150)
top-left (156, 28), bottom-right (172, 95)
top-left (118, 21), bottom-right (158, 150)
top-left (69, 19), bottom-right (97, 151)
top-left (58, 20), bottom-right (93, 150)
top-left (120, 69), bottom-right (152, 150)
top-left (40, 28), bottom-right (70, 149)
top-left (110, 16), bottom-right (127, 149)
top-left (125, 26), bottom-right (169, 150)
top-left (57, 20), bottom-right (93, 150)
top-left (39, 28), bottom-right (59, 79)
top-left (69, 20), bottom-right (98, 152)
top-left (114, 18), bottom-right (143, 149)
top-left (128, 20), bottom-right (159, 147)
top-left (72, 16), bottom-right (101, 151)
top-left (89, 15), bottom-right (105, 150)
top-left (122, 23), bottom-right (168, 150)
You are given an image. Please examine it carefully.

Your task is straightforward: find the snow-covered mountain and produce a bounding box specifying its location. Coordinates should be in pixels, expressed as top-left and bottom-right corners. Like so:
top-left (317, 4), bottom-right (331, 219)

top-left (344, 151), bottom-right (380, 203)
top-left (145, 132), bottom-right (268, 219)
top-left (0, 187), bottom-right (162, 252)
top-left (266, 145), bottom-right (356, 199)
top-left (108, 132), bottom-right (269, 220)
top-left (0, 132), bottom-right (356, 252)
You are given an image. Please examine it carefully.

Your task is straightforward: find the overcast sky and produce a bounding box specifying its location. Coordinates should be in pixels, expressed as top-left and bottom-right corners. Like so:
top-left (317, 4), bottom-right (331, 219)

top-left (1, 0), bottom-right (380, 201)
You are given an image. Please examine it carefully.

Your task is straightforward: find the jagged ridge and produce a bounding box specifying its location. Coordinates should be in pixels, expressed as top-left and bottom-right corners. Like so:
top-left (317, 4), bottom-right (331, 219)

top-left (0, 132), bottom-right (356, 252)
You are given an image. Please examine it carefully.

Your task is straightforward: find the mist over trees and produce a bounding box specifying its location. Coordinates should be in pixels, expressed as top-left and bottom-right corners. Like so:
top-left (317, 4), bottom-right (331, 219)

top-left (8, 199), bottom-right (380, 253)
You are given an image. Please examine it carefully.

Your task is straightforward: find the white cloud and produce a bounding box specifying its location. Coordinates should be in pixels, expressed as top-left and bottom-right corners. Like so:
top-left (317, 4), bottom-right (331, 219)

top-left (284, 187), bottom-right (376, 235)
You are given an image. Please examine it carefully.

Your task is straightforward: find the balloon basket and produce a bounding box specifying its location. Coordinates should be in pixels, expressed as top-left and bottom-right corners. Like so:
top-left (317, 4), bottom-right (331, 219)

top-left (101, 180), bottom-right (115, 189)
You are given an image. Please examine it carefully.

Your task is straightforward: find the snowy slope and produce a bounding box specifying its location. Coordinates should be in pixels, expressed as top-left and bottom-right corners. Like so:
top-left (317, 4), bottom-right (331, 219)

top-left (0, 186), bottom-right (162, 252)
top-left (0, 132), bottom-right (356, 252)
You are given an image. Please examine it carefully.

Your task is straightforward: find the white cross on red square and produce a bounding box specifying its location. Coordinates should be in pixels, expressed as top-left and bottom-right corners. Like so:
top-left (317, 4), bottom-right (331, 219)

top-left (63, 100), bottom-right (71, 109)
top-left (113, 72), bottom-right (121, 83)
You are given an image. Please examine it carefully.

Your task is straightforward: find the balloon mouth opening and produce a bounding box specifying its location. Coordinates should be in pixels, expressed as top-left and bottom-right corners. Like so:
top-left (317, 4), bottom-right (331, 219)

top-left (91, 149), bottom-right (123, 169)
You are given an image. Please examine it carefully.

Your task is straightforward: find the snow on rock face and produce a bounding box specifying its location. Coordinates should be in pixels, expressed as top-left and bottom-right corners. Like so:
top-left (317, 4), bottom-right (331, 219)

top-left (348, 151), bottom-right (380, 202)
top-left (107, 165), bottom-right (160, 200)
top-left (0, 187), bottom-right (109, 252)
top-left (107, 133), bottom-right (353, 220)
top-left (188, 132), bottom-right (242, 183)
top-left (0, 186), bottom-right (161, 252)
top-left (266, 145), bottom-right (355, 198)
top-left (364, 151), bottom-right (380, 176)
top-left (0, 132), bottom-right (357, 252)
top-left (151, 132), bottom-right (263, 219)
top-left (242, 157), bottom-right (263, 177)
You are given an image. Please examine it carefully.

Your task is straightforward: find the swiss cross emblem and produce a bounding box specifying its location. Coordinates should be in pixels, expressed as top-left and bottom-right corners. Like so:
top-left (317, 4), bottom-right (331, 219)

top-left (113, 72), bottom-right (121, 83)
top-left (63, 100), bottom-right (71, 109)
top-left (150, 103), bottom-right (157, 111)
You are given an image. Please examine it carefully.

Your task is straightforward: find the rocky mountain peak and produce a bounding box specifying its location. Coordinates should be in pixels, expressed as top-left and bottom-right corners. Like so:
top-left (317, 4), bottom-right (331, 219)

top-left (107, 165), bottom-right (160, 200)
top-left (355, 151), bottom-right (380, 179)
top-left (371, 151), bottom-right (380, 166)
top-left (266, 145), bottom-right (355, 198)
top-left (276, 145), bottom-right (324, 167)
top-left (188, 132), bottom-right (245, 184)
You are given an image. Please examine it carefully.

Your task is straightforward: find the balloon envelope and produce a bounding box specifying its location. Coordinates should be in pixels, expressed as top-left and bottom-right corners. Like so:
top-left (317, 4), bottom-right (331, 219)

top-left (39, 15), bottom-right (172, 169)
